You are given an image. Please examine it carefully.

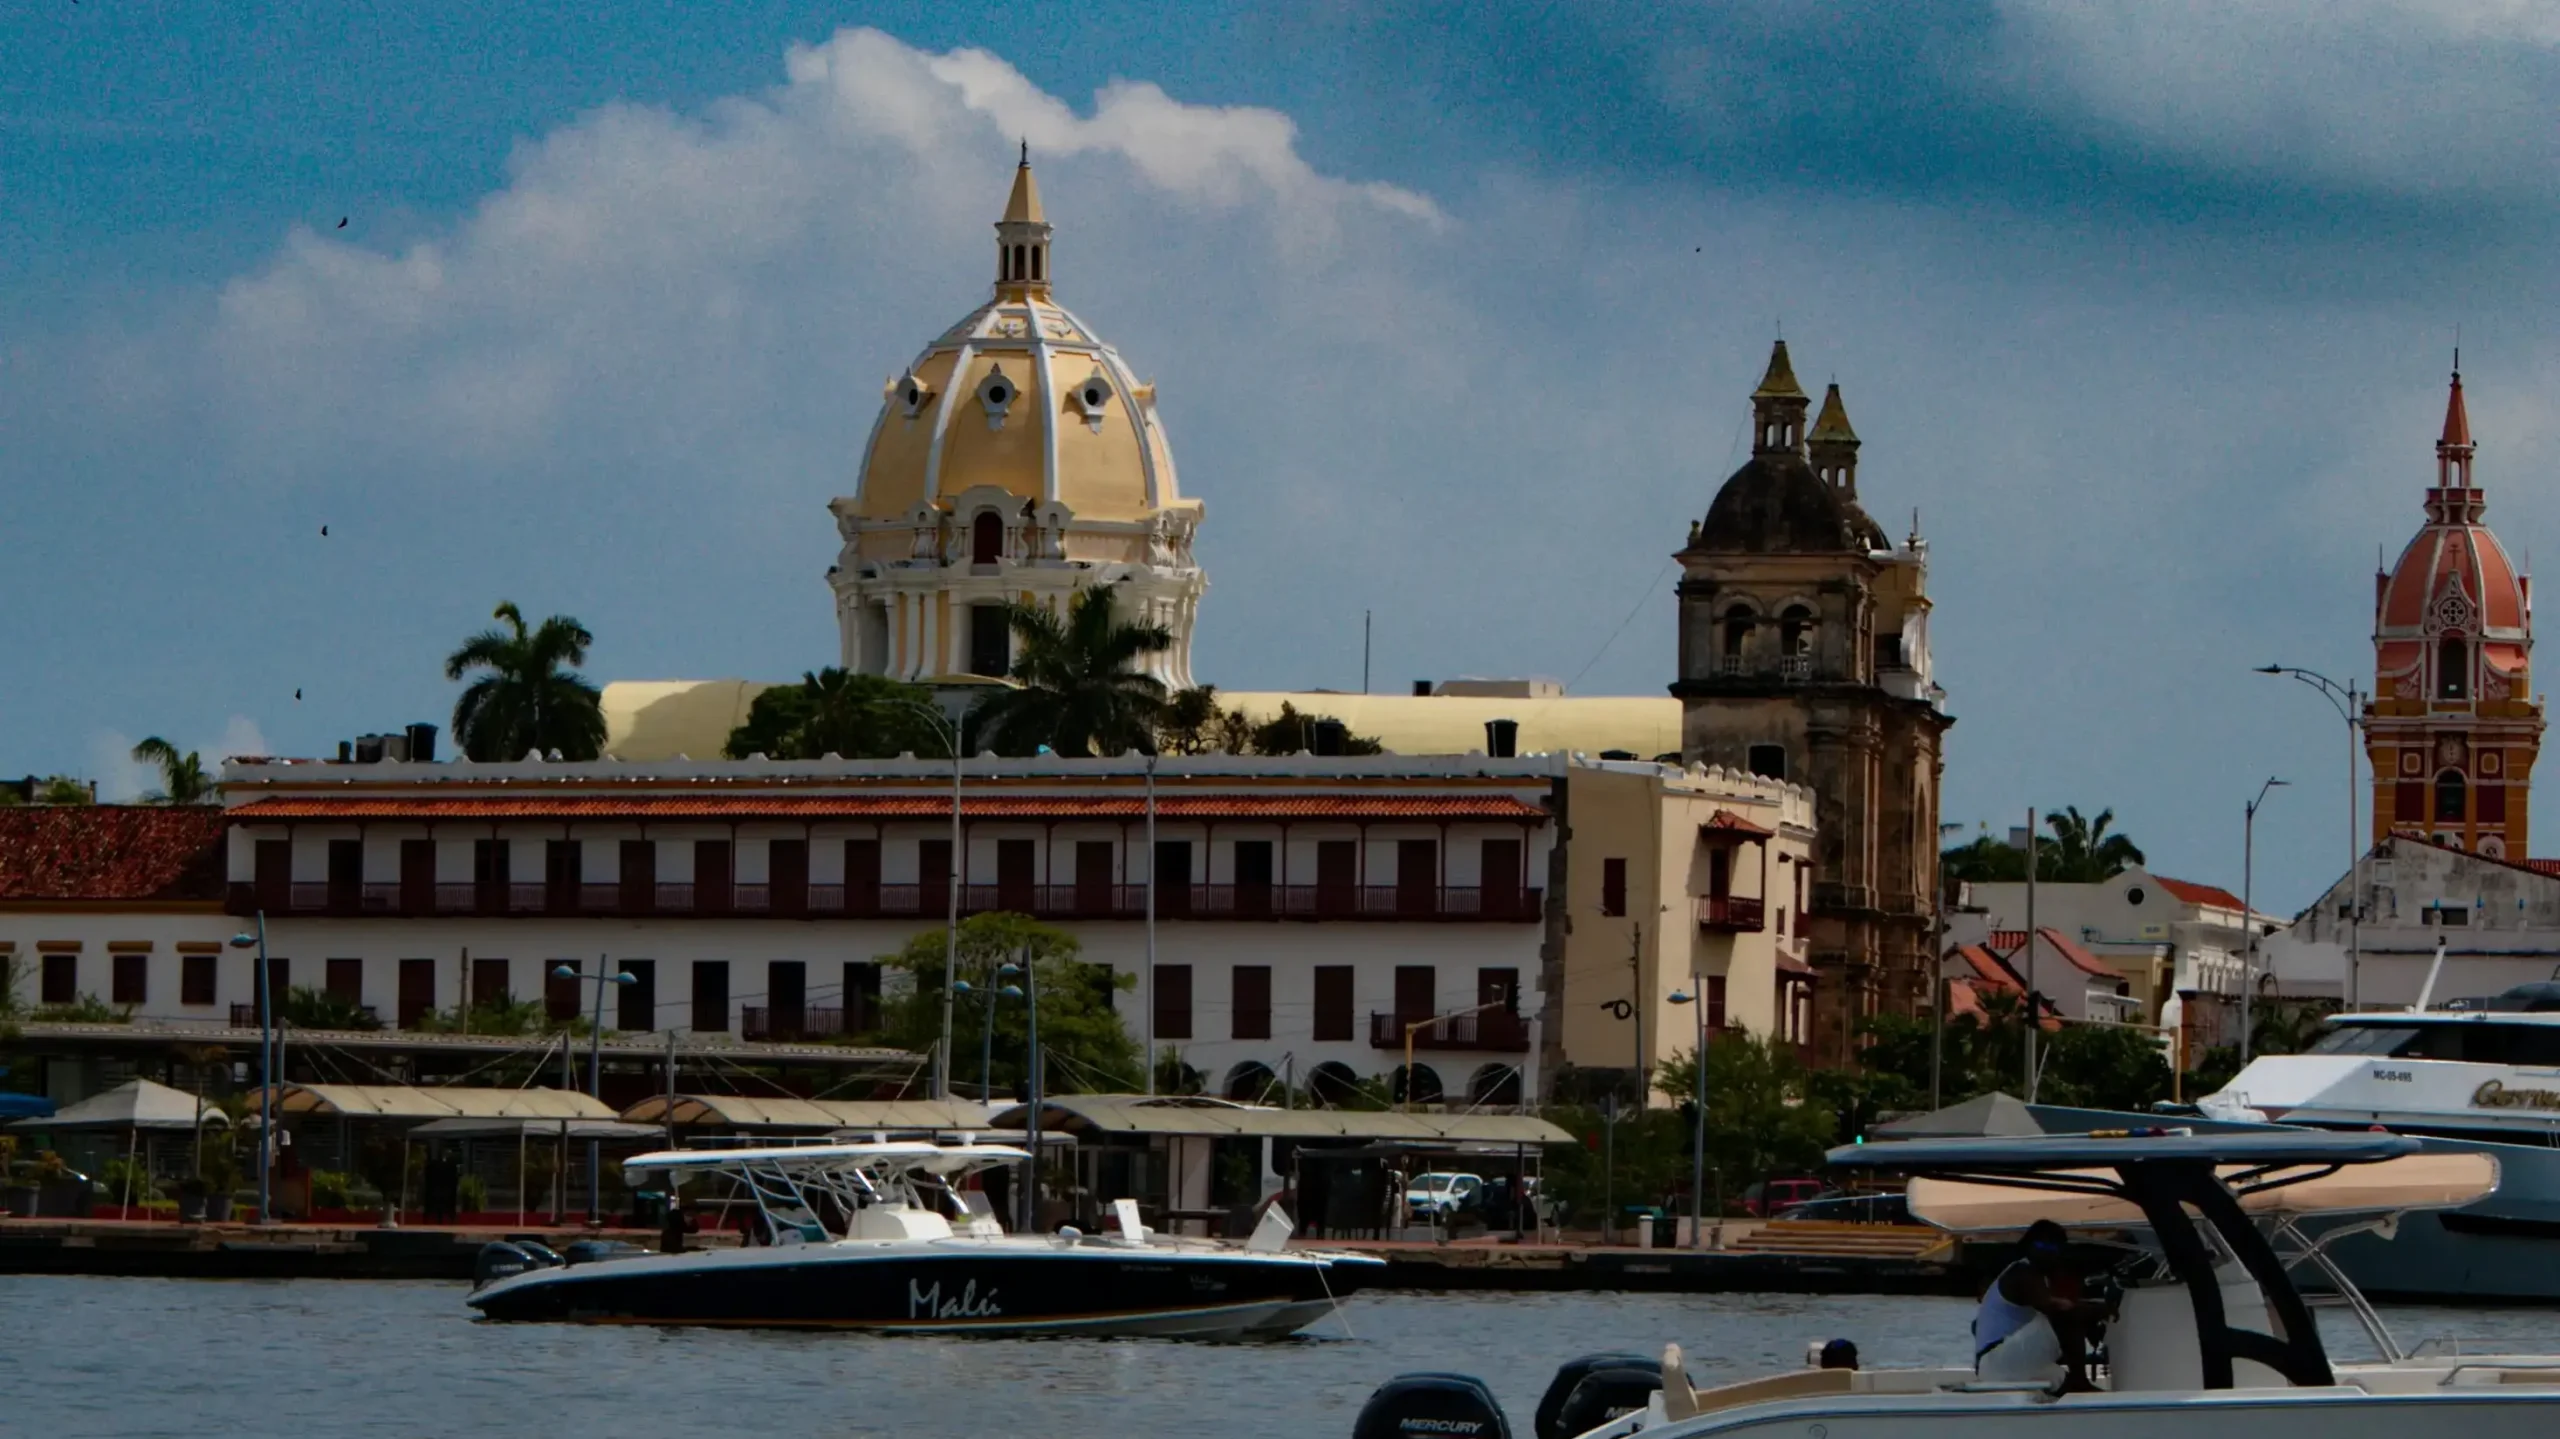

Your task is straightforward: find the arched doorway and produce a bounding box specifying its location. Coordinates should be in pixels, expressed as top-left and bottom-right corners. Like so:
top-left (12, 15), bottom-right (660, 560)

top-left (971, 511), bottom-right (1005, 565)
top-left (1306, 1061), bottom-right (1362, 1109)
top-left (1391, 1063), bottom-right (1444, 1107)
top-left (1468, 1063), bottom-right (1522, 1107)
top-left (1223, 1060), bottom-right (1277, 1104)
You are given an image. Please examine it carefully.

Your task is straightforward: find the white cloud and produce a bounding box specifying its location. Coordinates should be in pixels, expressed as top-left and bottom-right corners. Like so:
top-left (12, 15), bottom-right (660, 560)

top-left (1989, 0), bottom-right (2560, 197)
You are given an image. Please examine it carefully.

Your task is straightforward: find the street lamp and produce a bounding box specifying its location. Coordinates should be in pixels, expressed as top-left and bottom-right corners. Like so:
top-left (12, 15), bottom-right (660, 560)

top-left (552, 960), bottom-right (639, 1224)
top-left (949, 960), bottom-right (1024, 1102)
top-left (887, 697), bottom-right (969, 1103)
top-left (227, 919), bottom-right (272, 1227)
top-left (2241, 777), bottom-right (2288, 1063)
top-left (2257, 664), bottom-right (2366, 1009)
top-left (1667, 985), bottom-right (1709, 1251)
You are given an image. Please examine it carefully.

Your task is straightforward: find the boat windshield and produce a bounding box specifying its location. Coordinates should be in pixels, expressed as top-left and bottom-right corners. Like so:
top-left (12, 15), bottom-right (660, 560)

top-left (2310, 1020), bottom-right (2560, 1064)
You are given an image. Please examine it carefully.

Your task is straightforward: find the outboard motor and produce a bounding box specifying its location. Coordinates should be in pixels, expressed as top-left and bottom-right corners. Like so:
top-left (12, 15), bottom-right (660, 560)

top-left (563, 1239), bottom-right (647, 1267)
top-left (1533, 1355), bottom-right (1651, 1439)
top-left (510, 1239), bottom-right (564, 1268)
top-left (1355, 1374), bottom-right (1511, 1439)
top-left (1550, 1361), bottom-right (1663, 1439)
top-left (474, 1241), bottom-right (543, 1291)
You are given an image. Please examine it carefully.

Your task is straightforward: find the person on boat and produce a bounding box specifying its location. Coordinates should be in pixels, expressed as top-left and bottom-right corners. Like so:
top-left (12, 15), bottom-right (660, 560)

top-left (1974, 1219), bottom-right (2115, 1389)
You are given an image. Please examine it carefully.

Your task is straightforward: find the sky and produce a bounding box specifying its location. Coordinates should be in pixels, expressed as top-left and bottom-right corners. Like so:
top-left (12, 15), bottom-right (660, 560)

top-left (10, 1), bottom-right (2560, 912)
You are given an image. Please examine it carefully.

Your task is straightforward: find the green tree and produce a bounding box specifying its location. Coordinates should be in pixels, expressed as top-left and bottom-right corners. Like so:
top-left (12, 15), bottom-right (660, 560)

top-left (1939, 833), bottom-right (2026, 888)
top-left (407, 991), bottom-right (579, 1037)
top-left (969, 584), bottom-right (1172, 757)
top-left (1155, 685), bottom-right (1225, 755)
top-left (279, 985), bottom-right (384, 1032)
top-left (876, 912), bottom-right (1141, 1095)
top-left (1244, 701), bottom-right (1385, 756)
top-left (443, 601), bottom-right (608, 762)
top-left (32, 993), bottom-right (132, 1024)
top-left (2035, 1021), bottom-right (2176, 1111)
top-left (724, 670), bottom-right (946, 760)
top-left (130, 737), bottom-right (216, 804)
top-left (1652, 1032), bottom-right (1839, 1208)
top-left (13, 776), bottom-right (94, 805)
top-left (2041, 806), bottom-right (2145, 882)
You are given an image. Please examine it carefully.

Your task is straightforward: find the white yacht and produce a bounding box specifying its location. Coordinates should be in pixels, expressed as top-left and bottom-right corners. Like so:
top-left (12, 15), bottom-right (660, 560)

top-left (1354, 1130), bottom-right (2560, 1439)
top-left (2201, 982), bottom-right (2560, 1298)
top-left (467, 1140), bottom-right (1382, 1337)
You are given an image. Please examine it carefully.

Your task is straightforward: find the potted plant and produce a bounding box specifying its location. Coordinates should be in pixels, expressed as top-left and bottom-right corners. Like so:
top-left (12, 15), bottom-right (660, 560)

top-left (457, 1173), bottom-right (488, 1220)
top-left (198, 1140), bottom-right (240, 1223)
top-left (178, 1175), bottom-right (211, 1223)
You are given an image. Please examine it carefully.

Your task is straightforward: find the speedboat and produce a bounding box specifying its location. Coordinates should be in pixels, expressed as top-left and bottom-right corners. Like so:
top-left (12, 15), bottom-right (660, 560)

top-left (2199, 983), bottom-right (2560, 1300)
top-left (467, 1139), bottom-right (1383, 1338)
top-left (1352, 1130), bottom-right (2560, 1439)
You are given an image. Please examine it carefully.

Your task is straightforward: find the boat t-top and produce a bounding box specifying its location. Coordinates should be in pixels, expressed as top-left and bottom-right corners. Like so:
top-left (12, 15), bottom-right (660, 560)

top-left (1353, 1129), bottom-right (2560, 1439)
top-left (467, 1139), bottom-right (1383, 1338)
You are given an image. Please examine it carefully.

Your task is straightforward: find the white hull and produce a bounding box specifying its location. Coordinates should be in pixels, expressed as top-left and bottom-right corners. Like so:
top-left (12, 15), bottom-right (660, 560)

top-left (1627, 1387), bottom-right (2560, 1439)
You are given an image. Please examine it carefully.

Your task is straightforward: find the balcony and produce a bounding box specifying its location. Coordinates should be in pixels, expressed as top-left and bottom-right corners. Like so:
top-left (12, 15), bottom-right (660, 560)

top-left (740, 1005), bottom-right (847, 1043)
top-left (229, 879), bottom-right (1541, 924)
top-left (1697, 894), bottom-right (1766, 933)
top-left (1368, 1009), bottom-right (1533, 1053)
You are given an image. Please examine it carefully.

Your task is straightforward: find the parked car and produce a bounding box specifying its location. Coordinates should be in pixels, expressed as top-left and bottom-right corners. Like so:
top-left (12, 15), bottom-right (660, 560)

top-left (1404, 1172), bottom-right (1484, 1221)
top-left (1775, 1191), bottom-right (1912, 1225)
top-left (1737, 1177), bottom-right (1824, 1217)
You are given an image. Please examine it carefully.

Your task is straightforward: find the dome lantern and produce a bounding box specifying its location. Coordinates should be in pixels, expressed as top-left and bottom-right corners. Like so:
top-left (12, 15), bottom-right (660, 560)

top-left (994, 141), bottom-right (1052, 297)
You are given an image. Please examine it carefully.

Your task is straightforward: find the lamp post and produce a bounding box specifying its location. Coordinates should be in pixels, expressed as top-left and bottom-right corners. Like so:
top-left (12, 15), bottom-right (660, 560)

top-left (949, 957), bottom-right (1025, 1102)
top-left (2257, 665), bottom-right (2366, 1010)
top-left (888, 697), bottom-right (968, 1102)
top-left (227, 919), bottom-right (272, 1226)
top-left (1399, 998), bottom-right (1513, 1112)
top-left (1667, 984), bottom-right (1709, 1250)
top-left (2241, 777), bottom-right (2288, 1063)
top-left (551, 961), bottom-right (639, 1223)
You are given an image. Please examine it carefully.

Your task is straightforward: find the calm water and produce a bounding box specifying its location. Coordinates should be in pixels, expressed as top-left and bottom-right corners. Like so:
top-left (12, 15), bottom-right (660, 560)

top-left (5, 1278), bottom-right (2559, 1439)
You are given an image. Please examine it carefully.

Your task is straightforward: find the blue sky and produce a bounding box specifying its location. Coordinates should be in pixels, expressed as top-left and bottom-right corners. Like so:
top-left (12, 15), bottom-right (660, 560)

top-left (10, 2), bottom-right (2560, 910)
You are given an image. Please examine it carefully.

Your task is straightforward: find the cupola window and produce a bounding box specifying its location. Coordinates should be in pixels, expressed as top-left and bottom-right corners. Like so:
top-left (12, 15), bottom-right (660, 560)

top-left (1747, 744), bottom-right (1788, 781)
top-left (1720, 603), bottom-right (1752, 674)
top-left (2438, 636), bottom-right (2470, 699)
top-left (971, 512), bottom-right (1005, 566)
top-left (1779, 605), bottom-right (1814, 680)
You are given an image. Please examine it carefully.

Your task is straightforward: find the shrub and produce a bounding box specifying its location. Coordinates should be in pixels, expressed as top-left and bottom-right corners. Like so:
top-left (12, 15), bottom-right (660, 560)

top-left (458, 1174), bottom-right (488, 1212)
top-left (308, 1170), bottom-right (353, 1209)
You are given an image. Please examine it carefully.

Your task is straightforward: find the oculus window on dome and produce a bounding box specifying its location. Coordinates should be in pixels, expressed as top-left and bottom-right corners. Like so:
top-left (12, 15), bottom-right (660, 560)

top-left (896, 371), bottom-right (934, 420)
top-left (1074, 367), bottom-right (1114, 433)
top-left (977, 365), bottom-right (1017, 430)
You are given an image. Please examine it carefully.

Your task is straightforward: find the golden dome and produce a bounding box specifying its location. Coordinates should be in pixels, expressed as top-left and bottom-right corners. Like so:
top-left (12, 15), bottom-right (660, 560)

top-left (845, 158), bottom-right (1192, 529)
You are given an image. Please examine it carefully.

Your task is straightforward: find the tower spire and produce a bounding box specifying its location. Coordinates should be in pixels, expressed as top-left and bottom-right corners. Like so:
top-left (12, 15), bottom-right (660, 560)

top-left (1809, 381), bottom-right (1861, 495)
top-left (2429, 360), bottom-right (2480, 518)
top-left (1748, 340), bottom-right (1809, 456)
top-left (994, 149), bottom-right (1052, 295)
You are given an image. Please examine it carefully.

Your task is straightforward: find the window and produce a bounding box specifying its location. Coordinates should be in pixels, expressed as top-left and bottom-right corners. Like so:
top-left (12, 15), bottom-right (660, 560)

top-left (970, 603), bottom-right (1010, 677)
top-left (545, 839), bottom-right (580, 912)
top-left (1315, 840), bottom-right (1357, 913)
top-left (920, 838), bottom-right (953, 914)
top-left (1721, 604), bottom-right (1752, 659)
top-left (1481, 837), bottom-right (1523, 914)
top-left (844, 961), bottom-right (882, 1032)
top-left (769, 838), bottom-right (810, 918)
top-left (2436, 769), bottom-right (2468, 824)
top-left (971, 511), bottom-right (1004, 565)
top-left (2439, 636), bottom-right (2470, 699)
top-left (1154, 839), bottom-right (1194, 915)
top-left (846, 839), bottom-right (883, 910)
top-left (326, 959), bottom-right (363, 1005)
top-left (1601, 858), bottom-right (1628, 916)
top-left (400, 839), bottom-right (435, 912)
top-left (398, 958), bottom-right (436, 1029)
top-left (254, 839), bottom-right (291, 910)
top-left (1312, 965), bottom-right (1355, 1041)
top-left (1706, 975), bottom-right (1727, 1031)
top-left (2421, 903), bottom-right (2471, 928)
top-left (769, 960), bottom-right (807, 1026)
top-left (694, 840), bottom-right (733, 914)
top-left (179, 953), bottom-right (216, 1006)
top-left (620, 840), bottom-right (656, 911)
top-left (1234, 839), bottom-right (1275, 906)
top-left (1073, 840), bottom-right (1114, 913)
top-left (996, 838), bottom-right (1035, 910)
top-left (692, 960), bottom-right (730, 1034)
top-left (471, 957), bottom-right (511, 1010)
top-left (1396, 838), bottom-right (1439, 915)
top-left (1747, 744), bottom-right (1787, 780)
top-left (1779, 604), bottom-right (1813, 656)
top-left (617, 960), bottom-right (656, 1032)
top-left (326, 839), bottom-right (362, 907)
top-left (1154, 964), bottom-right (1194, 1040)
top-left (545, 964), bottom-right (580, 1021)
top-left (473, 839), bottom-right (509, 885)
top-left (1394, 965), bottom-right (1436, 1023)
top-left (1232, 965), bottom-right (1272, 1040)
top-left (112, 952), bottom-right (147, 1006)
top-left (41, 952), bottom-right (76, 1005)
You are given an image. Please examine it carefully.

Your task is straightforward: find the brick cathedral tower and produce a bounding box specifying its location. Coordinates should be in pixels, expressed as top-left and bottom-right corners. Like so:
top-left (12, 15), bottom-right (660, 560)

top-left (2366, 364), bottom-right (2543, 857)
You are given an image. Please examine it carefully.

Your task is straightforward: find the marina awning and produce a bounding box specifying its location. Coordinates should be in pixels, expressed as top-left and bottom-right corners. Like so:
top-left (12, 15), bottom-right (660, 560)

top-left (618, 1094), bottom-right (996, 1132)
top-left (985, 1094), bottom-right (1572, 1145)
top-left (6, 1079), bottom-right (226, 1132)
top-left (249, 1083), bottom-right (619, 1121)
top-left (406, 1116), bottom-right (665, 1142)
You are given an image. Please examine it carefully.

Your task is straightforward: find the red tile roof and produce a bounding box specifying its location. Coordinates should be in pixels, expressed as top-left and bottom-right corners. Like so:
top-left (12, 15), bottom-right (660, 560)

top-left (226, 794), bottom-right (1549, 823)
top-left (2524, 858), bottom-right (2560, 879)
top-left (1950, 943), bottom-right (2022, 992)
top-left (2153, 875), bottom-right (2246, 912)
top-left (0, 806), bottom-right (228, 903)
top-left (2026, 926), bottom-right (2117, 978)
top-left (1700, 809), bottom-right (1775, 839)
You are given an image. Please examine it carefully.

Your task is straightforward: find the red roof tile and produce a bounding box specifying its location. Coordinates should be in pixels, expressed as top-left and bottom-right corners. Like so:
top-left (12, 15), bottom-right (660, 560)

top-left (1950, 943), bottom-right (2022, 992)
top-left (0, 806), bottom-right (228, 903)
top-left (1700, 809), bottom-right (1775, 839)
top-left (226, 794), bottom-right (1549, 823)
top-left (2027, 926), bottom-right (2117, 978)
top-left (2526, 859), bottom-right (2560, 878)
top-left (2153, 875), bottom-right (2246, 912)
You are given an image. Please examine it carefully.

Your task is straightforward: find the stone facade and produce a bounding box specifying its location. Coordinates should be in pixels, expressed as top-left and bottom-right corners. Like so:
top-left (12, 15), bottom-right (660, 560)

top-left (1670, 343), bottom-right (1951, 1064)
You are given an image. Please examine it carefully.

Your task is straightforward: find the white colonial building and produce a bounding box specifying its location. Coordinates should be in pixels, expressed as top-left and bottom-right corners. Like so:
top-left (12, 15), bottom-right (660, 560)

top-left (826, 151), bottom-right (1204, 688)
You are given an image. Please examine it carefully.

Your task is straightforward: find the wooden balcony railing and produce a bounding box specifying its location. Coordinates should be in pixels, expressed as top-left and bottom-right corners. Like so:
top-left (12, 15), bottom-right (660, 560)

top-left (1696, 894), bottom-right (1766, 933)
top-left (1368, 1009), bottom-right (1533, 1052)
top-left (231, 880), bottom-right (1542, 924)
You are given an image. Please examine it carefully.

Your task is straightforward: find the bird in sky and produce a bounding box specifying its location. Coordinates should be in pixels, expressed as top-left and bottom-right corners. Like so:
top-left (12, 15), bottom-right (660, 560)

top-left (294, 689), bottom-right (303, 701)
top-left (337, 218), bottom-right (348, 229)
top-left (320, 525), bottom-right (328, 536)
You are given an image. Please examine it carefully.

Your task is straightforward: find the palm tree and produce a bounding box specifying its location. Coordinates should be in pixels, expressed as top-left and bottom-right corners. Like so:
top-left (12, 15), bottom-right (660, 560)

top-left (443, 602), bottom-right (608, 762)
top-left (969, 584), bottom-right (1173, 757)
top-left (131, 737), bottom-right (215, 804)
top-left (2041, 806), bottom-right (2145, 882)
top-left (724, 670), bottom-right (946, 759)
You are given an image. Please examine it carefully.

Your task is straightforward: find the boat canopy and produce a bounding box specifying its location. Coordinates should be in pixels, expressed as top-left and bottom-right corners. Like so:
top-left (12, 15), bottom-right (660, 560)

top-left (622, 1141), bottom-right (1033, 1178)
top-left (1830, 1129), bottom-right (2419, 1171)
top-left (1906, 1151), bottom-right (2499, 1233)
